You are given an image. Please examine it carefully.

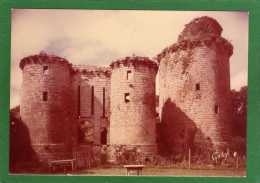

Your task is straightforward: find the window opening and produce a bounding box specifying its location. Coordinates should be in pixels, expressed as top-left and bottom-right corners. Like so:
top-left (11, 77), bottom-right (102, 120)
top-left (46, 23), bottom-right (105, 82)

top-left (124, 93), bottom-right (130, 103)
top-left (91, 86), bottom-right (94, 115)
top-left (215, 104), bottom-right (219, 114)
top-left (127, 70), bottom-right (132, 80)
top-left (43, 65), bottom-right (49, 74)
top-left (43, 91), bottom-right (48, 101)
top-left (196, 83), bottom-right (200, 91)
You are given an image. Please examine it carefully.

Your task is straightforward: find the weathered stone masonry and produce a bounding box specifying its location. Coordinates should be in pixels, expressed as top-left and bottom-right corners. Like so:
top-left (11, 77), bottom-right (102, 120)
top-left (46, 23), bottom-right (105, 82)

top-left (157, 16), bottom-right (233, 153)
top-left (20, 53), bottom-right (77, 162)
top-left (73, 65), bottom-right (111, 145)
top-left (108, 56), bottom-right (158, 162)
top-left (18, 16), bottom-right (233, 165)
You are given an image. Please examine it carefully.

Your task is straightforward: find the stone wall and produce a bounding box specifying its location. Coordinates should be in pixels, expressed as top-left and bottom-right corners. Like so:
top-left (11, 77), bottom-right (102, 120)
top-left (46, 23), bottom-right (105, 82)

top-left (157, 17), bottom-right (233, 155)
top-left (73, 65), bottom-right (111, 145)
top-left (16, 16), bottom-right (235, 168)
top-left (20, 53), bottom-right (77, 163)
top-left (109, 56), bottom-right (158, 162)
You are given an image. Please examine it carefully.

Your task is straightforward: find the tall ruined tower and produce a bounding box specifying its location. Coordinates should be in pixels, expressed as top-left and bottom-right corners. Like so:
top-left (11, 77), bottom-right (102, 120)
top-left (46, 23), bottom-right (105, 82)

top-left (157, 17), bottom-right (233, 154)
top-left (109, 56), bottom-right (158, 162)
top-left (19, 52), bottom-right (77, 163)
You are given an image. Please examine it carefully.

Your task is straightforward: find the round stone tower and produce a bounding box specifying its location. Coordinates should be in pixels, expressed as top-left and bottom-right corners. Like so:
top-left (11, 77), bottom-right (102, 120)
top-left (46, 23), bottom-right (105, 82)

top-left (109, 56), bottom-right (158, 162)
top-left (19, 52), bottom-right (77, 163)
top-left (157, 16), bottom-right (233, 154)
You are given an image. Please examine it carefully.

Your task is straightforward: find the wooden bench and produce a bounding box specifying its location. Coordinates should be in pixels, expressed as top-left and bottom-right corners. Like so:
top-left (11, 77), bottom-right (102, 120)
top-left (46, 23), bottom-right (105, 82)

top-left (123, 165), bottom-right (145, 176)
top-left (48, 159), bottom-right (76, 173)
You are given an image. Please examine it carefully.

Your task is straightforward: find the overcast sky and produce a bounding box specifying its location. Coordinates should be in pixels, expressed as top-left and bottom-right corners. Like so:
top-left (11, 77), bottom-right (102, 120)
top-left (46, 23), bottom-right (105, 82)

top-left (10, 9), bottom-right (248, 108)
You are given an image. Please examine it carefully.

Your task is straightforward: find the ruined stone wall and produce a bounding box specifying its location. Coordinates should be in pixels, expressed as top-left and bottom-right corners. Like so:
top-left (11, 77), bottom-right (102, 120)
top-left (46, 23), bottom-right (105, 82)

top-left (17, 16), bottom-right (235, 167)
top-left (109, 57), bottom-right (158, 162)
top-left (73, 65), bottom-right (111, 145)
top-left (157, 17), bottom-right (233, 154)
top-left (19, 54), bottom-right (77, 163)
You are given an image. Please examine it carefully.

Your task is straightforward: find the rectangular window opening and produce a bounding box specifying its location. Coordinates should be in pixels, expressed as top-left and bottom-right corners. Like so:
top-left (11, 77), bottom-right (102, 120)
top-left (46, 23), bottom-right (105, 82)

top-left (127, 70), bottom-right (132, 80)
top-left (124, 93), bottom-right (130, 103)
top-left (102, 87), bottom-right (106, 117)
top-left (91, 86), bottom-right (94, 115)
top-left (43, 91), bottom-right (48, 101)
top-left (215, 104), bottom-right (219, 114)
top-left (196, 83), bottom-right (200, 91)
top-left (43, 65), bottom-right (49, 74)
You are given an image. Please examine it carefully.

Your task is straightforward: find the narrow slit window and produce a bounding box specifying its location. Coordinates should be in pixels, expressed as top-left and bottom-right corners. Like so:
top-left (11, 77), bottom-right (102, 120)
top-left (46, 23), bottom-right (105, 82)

top-left (91, 86), bottom-right (94, 115)
top-left (124, 93), bottom-right (130, 103)
top-left (102, 87), bottom-right (105, 117)
top-left (43, 91), bottom-right (48, 101)
top-left (215, 104), bottom-right (219, 114)
top-left (196, 83), bottom-right (200, 91)
top-left (127, 70), bottom-right (132, 80)
top-left (101, 128), bottom-right (107, 145)
top-left (78, 85), bottom-right (81, 117)
top-left (43, 65), bottom-right (49, 74)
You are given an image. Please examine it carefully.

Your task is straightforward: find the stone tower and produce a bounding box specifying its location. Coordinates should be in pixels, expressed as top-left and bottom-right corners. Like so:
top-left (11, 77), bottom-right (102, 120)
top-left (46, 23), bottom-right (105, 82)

top-left (157, 16), bottom-right (233, 154)
top-left (109, 56), bottom-right (158, 162)
top-left (19, 52), bottom-right (77, 163)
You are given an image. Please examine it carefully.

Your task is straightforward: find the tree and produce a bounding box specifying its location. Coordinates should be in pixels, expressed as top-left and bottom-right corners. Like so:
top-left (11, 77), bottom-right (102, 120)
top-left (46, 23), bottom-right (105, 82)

top-left (231, 86), bottom-right (247, 138)
top-left (230, 86), bottom-right (247, 155)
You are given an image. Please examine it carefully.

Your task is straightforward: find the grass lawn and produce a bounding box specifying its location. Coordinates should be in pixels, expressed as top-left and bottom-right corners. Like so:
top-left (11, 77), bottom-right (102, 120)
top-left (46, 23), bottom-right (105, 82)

top-left (75, 167), bottom-right (246, 177)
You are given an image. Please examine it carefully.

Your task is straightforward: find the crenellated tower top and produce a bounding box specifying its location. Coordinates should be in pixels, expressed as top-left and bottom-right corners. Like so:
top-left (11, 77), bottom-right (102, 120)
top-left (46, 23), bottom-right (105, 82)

top-left (110, 55), bottom-right (158, 71)
top-left (19, 52), bottom-right (72, 70)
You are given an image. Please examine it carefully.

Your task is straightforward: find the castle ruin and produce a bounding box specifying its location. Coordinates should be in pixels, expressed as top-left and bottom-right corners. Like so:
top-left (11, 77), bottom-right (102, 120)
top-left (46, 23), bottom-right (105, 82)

top-left (15, 16), bottom-right (233, 167)
top-left (157, 16), bottom-right (233, 155)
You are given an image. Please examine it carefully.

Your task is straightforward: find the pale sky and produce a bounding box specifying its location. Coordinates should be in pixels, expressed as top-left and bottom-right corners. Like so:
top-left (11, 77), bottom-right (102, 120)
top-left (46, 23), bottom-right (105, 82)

top-left (10, 9), bottom-right (248, 108)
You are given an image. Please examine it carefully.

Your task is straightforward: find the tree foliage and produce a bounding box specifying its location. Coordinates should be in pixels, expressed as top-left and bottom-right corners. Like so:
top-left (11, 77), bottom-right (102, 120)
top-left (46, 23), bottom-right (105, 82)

top-left (231, 86), bottom-right (247, 138)
top-left (230, 86), bottom-right (247, 155)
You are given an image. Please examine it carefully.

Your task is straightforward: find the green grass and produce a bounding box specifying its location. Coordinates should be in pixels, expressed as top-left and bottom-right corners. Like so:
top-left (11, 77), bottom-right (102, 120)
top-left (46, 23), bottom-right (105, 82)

top-left (75, 167), bottom-right (246, 177)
